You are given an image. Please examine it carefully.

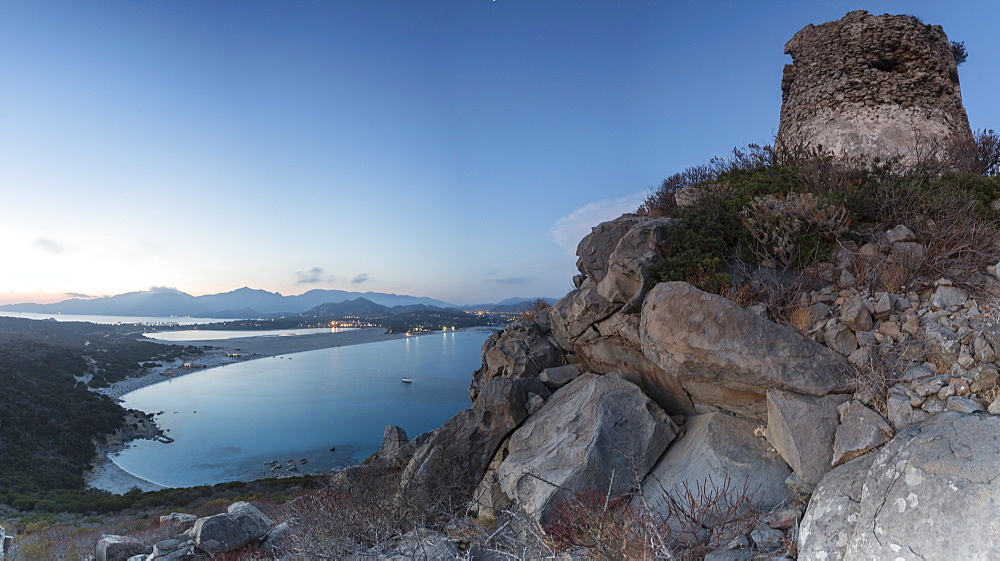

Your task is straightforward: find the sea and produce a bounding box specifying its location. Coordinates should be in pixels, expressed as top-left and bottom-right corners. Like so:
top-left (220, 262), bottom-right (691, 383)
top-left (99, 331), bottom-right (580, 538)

top-left (111, 328), bottom-right (491, 488)
top-left (0, 311), bottom-right (235, 326)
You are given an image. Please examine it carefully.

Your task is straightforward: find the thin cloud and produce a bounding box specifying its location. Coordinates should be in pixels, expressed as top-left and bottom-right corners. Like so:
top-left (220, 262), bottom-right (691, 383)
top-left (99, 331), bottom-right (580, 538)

top-left (295, 267), bottom-right (334, 284)
top-left (35, 238), bottom-right (70, 255)
top-left (65, 292), bottom-right (91, 298)
top-left (486, 276), bottom-right (531, 285)
top-left (352, 273), bottom-right (370, 284)
top-left (550, 192), bottom-right (647, 254)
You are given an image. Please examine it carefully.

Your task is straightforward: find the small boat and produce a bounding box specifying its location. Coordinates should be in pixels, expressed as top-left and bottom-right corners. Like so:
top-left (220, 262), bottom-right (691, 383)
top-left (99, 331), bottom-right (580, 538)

top-left (401, 377), bottom-right (413, 383)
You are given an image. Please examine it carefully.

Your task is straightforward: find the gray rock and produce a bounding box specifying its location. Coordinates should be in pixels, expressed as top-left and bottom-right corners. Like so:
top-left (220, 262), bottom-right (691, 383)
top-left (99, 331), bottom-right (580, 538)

top-left (842, 412), bottom-right (1000, 560)
top-left (192, 501), bottom-right (274, 555)
top-left (96, 535), bottom-right (149, 561)
top-left (641, 282), bottom-right (852, 419)
top-left (831, 401), bottom-right (893, 466)
top-left (375, 425), bottom-right (409, 463)
top-left (487, 373), bottom-right (678, 525)
top-left (887, 394), bottom-right (929, 430)
top-left (947, 395), bottom-right (984, 413)
top-left (751, 526), bottom-right (785, 550)
top-left (538, 364), bottom-right (581, 389)
top-left (885, 224), bottom-right (916, 243)
top-left (765, 390), bottom-right (848, 485)
top-left (921, 396), bottom-right (947, 413)
top-left (921, 316), bottom-right (962, 366)
top-left (839, 296), bottom-right (873, 332)
top-left (796, 454), bottom-right (875, 561)
top-left (0, 526), bottom-right (9, 561)
top-left (974, 334), bottom-right (996, 363)
top-left (575, 214), bottom-right (646, 283)
top-left (871, 291), bottom-right (892, 320)
top-left (399, 377), bottom-right (536, 514)
top-left (912, 375), bottom-right (946, 396)
top-left (470, 318), bottom-right (563, 399)
top-left (705, 549), bottom-right (756, 561)
top-left (548, 283), bottom-right (619, 350)
top-left (573, 314), bottom-right (694, 415)
top-left (596, 217), bottom-right (676, 310)
top-left (525, 393), bottom-right (545, 415)
top-left (637, 411), bottom-right (792, 513)
top-left (989, 395), bottom-right (1000, 415)
top-left (890, 241), bottom-right (927, 272)
top-left (824, 323), bottom-right (858, 356)
top-left (902, 363), bottom-right (936, 382)
top-left (931, 285), bottom-right (968, 310)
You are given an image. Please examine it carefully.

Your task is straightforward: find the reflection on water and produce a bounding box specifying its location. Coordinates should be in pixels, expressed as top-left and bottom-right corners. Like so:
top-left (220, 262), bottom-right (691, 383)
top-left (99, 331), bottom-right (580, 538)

top-left (114, 330), bottom-right (490, 487)
top-left (144, 327), bottom-right (357, 342)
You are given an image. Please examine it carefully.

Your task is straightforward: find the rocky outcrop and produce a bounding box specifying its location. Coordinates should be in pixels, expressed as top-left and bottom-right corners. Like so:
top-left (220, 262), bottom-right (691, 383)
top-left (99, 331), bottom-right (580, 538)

top-left (575, 214), bottom-right (648, 284)
top-left (470, 318), bottom-right (564, 400)
top-left (479, 373), bottom-right (678, 525)
top-left (399, 377), bottom-right (547, 514)
top-left (637, 411), bottom-right (792, 512)
top-left (801, 412), bottom-right (1000, 560)
top-left (96, 535), bottom-right (149, 561)
top-left (372, 425), bottom-right (432, 468)
top-left (596, 217), bottom-right (676, 311)
top-left (776, 10), bottom-right (974, 164)
top-left (193, 501), bottom-right (275, 555)
top-left (641, 282), bottom-right (852, 418)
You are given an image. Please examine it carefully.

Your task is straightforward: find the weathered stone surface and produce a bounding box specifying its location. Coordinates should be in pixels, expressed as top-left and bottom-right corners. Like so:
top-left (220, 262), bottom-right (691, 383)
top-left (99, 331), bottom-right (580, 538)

top-left (797, 454), bottom-right (876, 561)
top-left (638, 411), bottom-right (791, 512)
top-left (538, 364), bottom-right (581, 389)
top-left (575, 214), bottom-right (646, 282)
top-left (840, 296), bottom-right (873, 332)
top-left (641, 282), bottom-right (852, 419)
top-left (96, 534), bottom-right (150, 561)
top-left (372, 425), bottom-right (432, 467)
top-left (824, 323), bottom-right (858, 356)
top-left (548, 284), bottom-right (618, 350)
top-left (931, 285), bottom-right (969, 310)
top-left (832, 400), bottom-right (894, 466)
top-left (596, 217), bottom-right (676, 310)
top-left (776, 11), bottom-right (974, 165)
top-left (0, 525), bottom-right (9, 561)
top-left (487, 373), bottom-right (678, 525)
top-left (400, 377), bottom-right (535, 513)
top-left (887, 394), bottom-right (929, 430)
top-left (470, 318), bottom-right (563, 399)
top-left (192, 501), bottom-right (273, 555)
top-left (947, 395), bottom-right (984, 413)
top-left (837, 412), bottom-right (1000, 559)
top-left (921, 316), bottom-right (962, 364)
top-left (886, 224), bottom-right (916, 244)
top-left (765, 390), bottom-right (848, 485)
top-left (575, 311), bottom-right (694, 415)
top-left (890, 241), bottom-right (927, 271)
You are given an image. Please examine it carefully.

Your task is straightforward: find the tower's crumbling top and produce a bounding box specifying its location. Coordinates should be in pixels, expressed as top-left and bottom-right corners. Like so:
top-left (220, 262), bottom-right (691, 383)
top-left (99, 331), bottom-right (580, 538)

top-left (776, 10), bottom-right (974, 164)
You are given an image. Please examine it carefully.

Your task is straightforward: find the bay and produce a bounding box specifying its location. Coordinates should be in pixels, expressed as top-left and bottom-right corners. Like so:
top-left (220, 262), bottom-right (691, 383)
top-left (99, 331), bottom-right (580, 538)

top-left (113, 329), bottom-right (490, 488)
top-left (144, 327), bottom-right (354, 342)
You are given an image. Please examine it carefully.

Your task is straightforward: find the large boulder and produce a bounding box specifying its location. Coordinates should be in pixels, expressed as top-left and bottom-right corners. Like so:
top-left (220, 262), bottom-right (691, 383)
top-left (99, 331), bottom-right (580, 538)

top-left (842, 412), bottom-right (1000, 559)
top-left (399, 377), bottom-right (542, 516)
top-left (576, 214), bottom-right (647, 283)
top-left (482, 373), bottom-right (678, 525)
top-left (575, 311), bottom-right (694, 415)
top-left (596, 217), bottom-right (676, 311)
top-left (372, 425), bottom-right (432, 468)
top-left (470, 318), bottom-right (563, 399)
top-left (637, 411), bottom-right (792, 513)
top-left (641, 282), bottom-right (852, 418)
top-left (797, 454), bottom-right (876, 561)
top-left (765, 389), bottom-right (849, 486)
top-left (192, 501), bottom-right (274, 555)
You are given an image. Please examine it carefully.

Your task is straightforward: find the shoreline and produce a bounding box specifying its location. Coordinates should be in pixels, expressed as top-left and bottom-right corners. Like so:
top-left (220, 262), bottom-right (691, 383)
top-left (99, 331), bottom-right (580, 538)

top-left (96, 327), bottom-right (411, 400)
top-left (86, 327), bottom-right (421, 494)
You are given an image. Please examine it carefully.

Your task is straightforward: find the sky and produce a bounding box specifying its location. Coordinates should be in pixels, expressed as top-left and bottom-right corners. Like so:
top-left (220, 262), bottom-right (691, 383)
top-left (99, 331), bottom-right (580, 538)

top-left (2, 1), bottom-right (998, 306)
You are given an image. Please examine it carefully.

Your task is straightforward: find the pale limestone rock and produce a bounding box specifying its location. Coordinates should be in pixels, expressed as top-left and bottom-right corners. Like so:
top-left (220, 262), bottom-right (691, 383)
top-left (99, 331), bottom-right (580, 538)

top-left (886, 224), bottom-right (916, 243)
top-left (797, 454), bottom-right (875, 561)
top-left (575, 214), bottom-right (646, 282)
top-left (192, 502), bottom-right (273, 555)
top-left (765, 390), bottom-right (848, 485)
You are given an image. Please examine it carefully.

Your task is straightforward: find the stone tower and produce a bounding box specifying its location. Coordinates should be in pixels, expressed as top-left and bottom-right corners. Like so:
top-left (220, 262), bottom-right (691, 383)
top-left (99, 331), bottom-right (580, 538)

top-left (775, 10), bottom-right (974, 164)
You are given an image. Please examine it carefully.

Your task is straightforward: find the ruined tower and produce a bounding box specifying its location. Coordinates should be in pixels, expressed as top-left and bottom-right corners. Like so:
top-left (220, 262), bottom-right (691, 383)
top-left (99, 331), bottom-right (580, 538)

top-left (775, 10), bottom-right (974, 164)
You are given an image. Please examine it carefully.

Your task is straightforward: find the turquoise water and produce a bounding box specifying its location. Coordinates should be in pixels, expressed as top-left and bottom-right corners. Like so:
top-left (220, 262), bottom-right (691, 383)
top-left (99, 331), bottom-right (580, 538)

top-left (114, 330), bottom-right (490, 487)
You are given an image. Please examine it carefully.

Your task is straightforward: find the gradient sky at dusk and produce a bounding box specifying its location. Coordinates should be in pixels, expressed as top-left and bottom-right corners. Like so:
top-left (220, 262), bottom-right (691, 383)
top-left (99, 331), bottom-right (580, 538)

top-left (2, 1), bottom-right (998, 305)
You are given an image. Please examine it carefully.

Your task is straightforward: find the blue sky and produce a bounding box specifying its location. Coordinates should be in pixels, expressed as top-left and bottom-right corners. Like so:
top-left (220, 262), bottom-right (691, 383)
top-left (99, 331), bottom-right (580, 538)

top-left (2, 1), bottom-right (998, 305)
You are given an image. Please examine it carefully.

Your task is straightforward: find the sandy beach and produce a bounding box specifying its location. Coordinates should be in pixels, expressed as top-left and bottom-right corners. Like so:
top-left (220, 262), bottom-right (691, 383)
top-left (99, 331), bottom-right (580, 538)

top-left (87, 327), bottom-right (413, 494)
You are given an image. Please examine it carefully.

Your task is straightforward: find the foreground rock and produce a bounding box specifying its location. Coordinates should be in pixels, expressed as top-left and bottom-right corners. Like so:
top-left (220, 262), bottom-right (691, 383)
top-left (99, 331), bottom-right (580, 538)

top-left (765, 390), bottom-right (848, 486)
top-left (481, 373), bottom-right (678, 525)
top-left (193, 501), bottom-right (274, 555)
top-left (399, 377), bottom-right (547, 516)
top-left (800, 412), bottom-right (1000, 560)
top-left (637, 411), bottom-right (792, 513)
top-left (641, 282), bottom-right (852, 418)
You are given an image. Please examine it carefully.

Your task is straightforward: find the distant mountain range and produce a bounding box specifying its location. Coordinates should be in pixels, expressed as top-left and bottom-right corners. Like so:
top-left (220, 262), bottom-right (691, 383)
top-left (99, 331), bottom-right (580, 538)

top-left (0, 288), bottom-right (557, 319)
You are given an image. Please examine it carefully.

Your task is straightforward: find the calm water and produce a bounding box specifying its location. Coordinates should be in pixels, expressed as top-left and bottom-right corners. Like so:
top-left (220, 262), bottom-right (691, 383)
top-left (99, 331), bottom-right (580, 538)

top-left (144, 327), bottom-right (355, 342)
top-left (113, 330), bottom-right (490, 487)
top-left (0, 311), bottom-right (234, 325)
